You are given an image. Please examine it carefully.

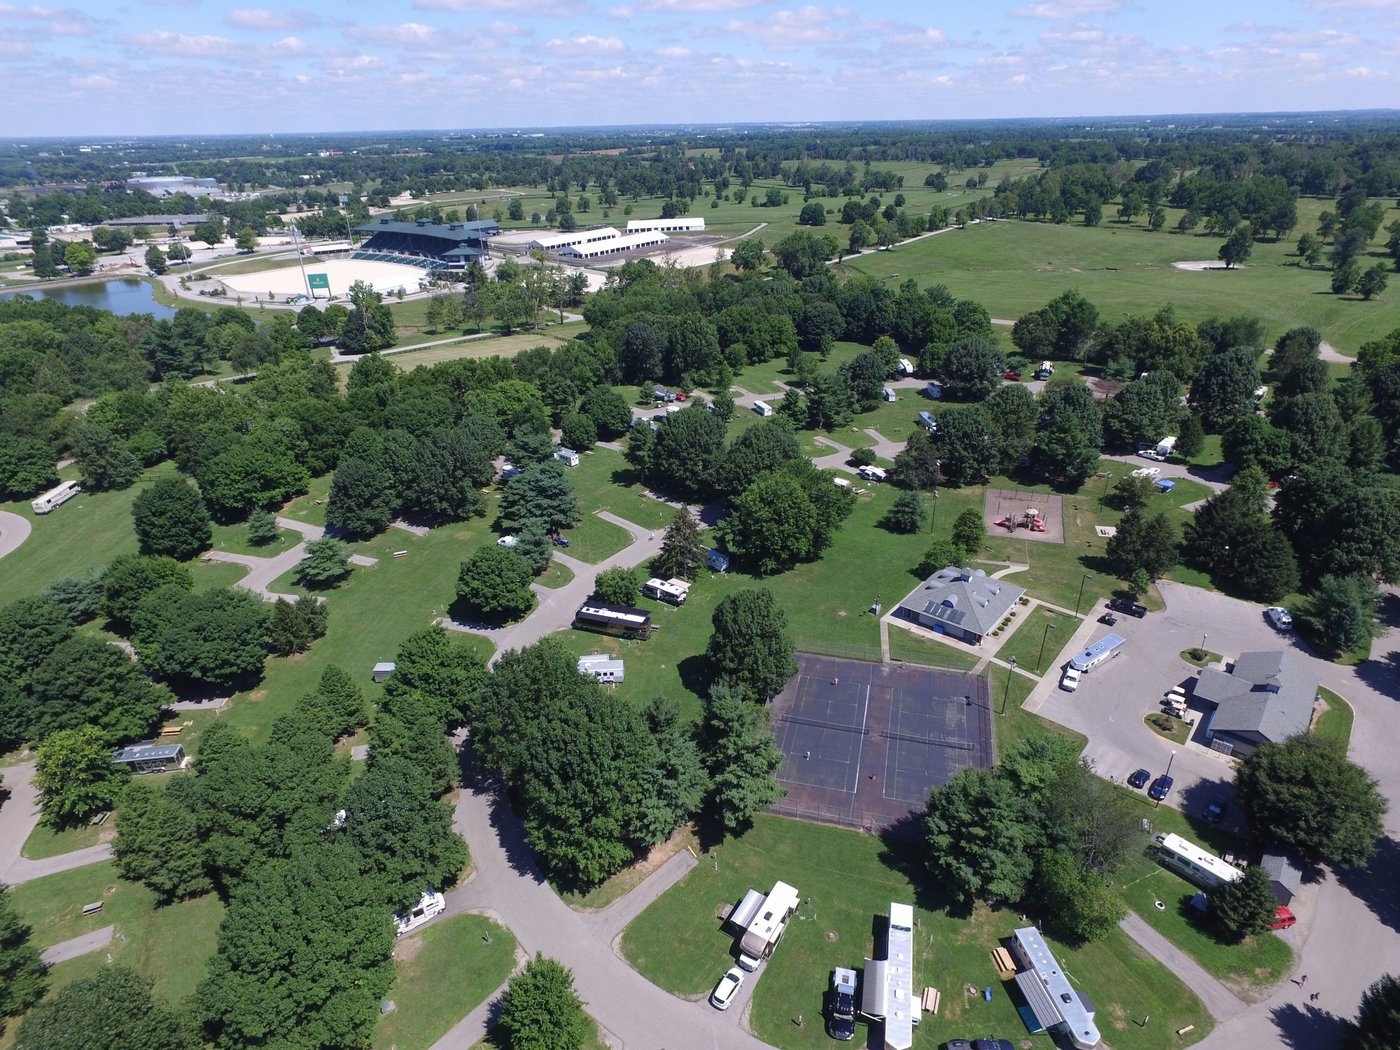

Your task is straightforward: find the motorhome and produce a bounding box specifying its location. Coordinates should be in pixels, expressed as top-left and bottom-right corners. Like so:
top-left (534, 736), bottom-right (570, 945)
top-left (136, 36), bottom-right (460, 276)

top-left (31, 481), bottom-right (80, 514)
top-left (1068, 633), bottom-right (1125, 673)
top-left (1154, 833), bottom-right (1243, 891)
top-left (640, 577), bottom-right (691, 605)
top-left (737, 881), bottom-right (799, 971)
top-left (394, 888), bottom-right (446, 936)
top-left (573, 602), bottom-right (655, 639)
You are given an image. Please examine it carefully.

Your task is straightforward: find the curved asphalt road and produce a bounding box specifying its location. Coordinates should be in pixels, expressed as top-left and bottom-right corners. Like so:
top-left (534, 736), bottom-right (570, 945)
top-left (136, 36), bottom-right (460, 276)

top-left (0, 509), bottom-right (33, 560)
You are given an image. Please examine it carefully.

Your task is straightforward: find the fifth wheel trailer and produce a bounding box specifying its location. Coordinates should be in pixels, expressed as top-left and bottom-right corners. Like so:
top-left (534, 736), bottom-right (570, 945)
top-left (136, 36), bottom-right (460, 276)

top-left (737, 880), bottom-right (799, 971)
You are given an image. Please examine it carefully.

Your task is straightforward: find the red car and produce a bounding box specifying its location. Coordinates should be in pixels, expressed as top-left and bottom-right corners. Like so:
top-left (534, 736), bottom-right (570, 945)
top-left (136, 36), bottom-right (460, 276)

top-left (1270, 907), bottom-right (1297, 930)
top-left (1002, 370), bottom-right (1021, 381)
top-left (674, 392), bottom-right (688, 401)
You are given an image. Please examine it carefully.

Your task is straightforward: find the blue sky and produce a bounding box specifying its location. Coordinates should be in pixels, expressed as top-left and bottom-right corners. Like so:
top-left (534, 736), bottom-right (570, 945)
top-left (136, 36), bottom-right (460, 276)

top-left (2, 0), bottom-right (1396, 135)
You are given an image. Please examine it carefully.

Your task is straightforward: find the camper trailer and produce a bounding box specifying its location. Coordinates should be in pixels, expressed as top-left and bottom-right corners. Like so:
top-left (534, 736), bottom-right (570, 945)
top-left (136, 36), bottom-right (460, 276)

top-left (737, 881), bottom-right (800, 971)
top-left (640, 577), bottom-right (691, 605)
top-left (31, 481), bottom-right (80, 514)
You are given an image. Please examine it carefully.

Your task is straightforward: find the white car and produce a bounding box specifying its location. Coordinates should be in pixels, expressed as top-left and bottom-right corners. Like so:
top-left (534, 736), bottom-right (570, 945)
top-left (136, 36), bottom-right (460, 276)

top-left (710, 966), bottom-right (745, 1010)
top-left (1139, 449), bottom-right (1166, 461)
top-left (496, 535), bottom-right (518, 549)
top-left (1060, 666), bottom-right (1081, 692)
top-left (1131, 466), bottom-right (1161, 479)
top-left (1265, 606), bottom-right (1293, 631)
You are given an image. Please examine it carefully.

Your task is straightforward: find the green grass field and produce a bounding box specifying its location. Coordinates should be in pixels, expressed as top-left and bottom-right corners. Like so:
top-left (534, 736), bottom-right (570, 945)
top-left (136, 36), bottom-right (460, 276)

top-left (886, 629), bottom-right (981, 671)
top-left (996, 605), bottom-right (1082, 675)
top-left (621, 814), bottom-right (1210, 1049)
top-left (20, 819), bottom-right (110, 861)
top-left (838, 210), bottom-right (1398, 356)
top-left (373, 915), bottom-right (517, 1050)
top-left (1313, 686), bottom-right (1355, 748)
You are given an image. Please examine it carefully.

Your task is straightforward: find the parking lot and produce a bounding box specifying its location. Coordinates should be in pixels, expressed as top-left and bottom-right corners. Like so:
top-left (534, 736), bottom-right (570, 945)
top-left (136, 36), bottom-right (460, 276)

top-left (1027, 582), bottom-right (1313, 824)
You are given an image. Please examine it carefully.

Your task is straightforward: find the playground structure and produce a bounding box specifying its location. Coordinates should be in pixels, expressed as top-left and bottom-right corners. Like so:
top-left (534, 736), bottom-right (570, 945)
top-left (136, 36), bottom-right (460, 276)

top-left (983, 488), bottom-right (1065, 545)
top-left (994, 507), bottom-right (1046, 533)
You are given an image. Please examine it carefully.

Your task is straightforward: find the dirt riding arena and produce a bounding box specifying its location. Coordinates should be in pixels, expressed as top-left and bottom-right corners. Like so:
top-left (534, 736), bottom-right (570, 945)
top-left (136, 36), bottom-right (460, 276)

top-left (767, 653), bottom-right (993, 836)
top-left (218, 257), bottom-right (430, 300)
top-left (983, 488), bottom-right (1065, 544)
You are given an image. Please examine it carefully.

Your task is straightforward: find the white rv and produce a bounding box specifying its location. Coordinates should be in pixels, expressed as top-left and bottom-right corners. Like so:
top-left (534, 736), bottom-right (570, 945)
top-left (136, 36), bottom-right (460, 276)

top-left (394, 888), bottom-right (446, 936)
top-left (31, 481), bottom-right (81, 514)
top-left (737, 880), bottom-right (799, 971)
top-left (640, 577), bottom-right (691, 605)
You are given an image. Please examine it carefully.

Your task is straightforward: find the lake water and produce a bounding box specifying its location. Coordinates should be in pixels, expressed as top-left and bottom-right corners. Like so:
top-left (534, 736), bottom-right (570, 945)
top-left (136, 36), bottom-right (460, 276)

top-left (1, 278), bottom-right (178, 320)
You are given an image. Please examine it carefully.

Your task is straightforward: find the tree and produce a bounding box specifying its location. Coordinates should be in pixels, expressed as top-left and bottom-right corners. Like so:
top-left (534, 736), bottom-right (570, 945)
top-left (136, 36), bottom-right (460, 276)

top-left (1300, 573), bottom-right (1383, 656)
top-left (102, 553), bottom-right (193, 627)
top-left (941, 336), bottom-right (1001, 400)
top-left (325, 457), bottom-right (395, 539)
top-left (1190, 347), bottom-right (1263, 432)
top-left (27, 635), bottom-right (167, 745)
top-left (234, 227), bottom-right (258, 252)
top-left (648, 407), bottom-right (727, 500)
top-left (0, 884), bottom-right (47, 1029)
top-left (894, 429), bottom-right (941, 491)
top-left (40, 573), bottom-right (104, 625)
top-left (1358, 263), bottom-right (1389, 301)
top-left (1345, 974), bottom-right (1400, 1050)
top-left (298, 665), bottom-right (365, 740)
top-left (198, 433), bottom-right (309, 519)
top-left (382, 627), bottom-right (485, 728)
top-left (342, 756), bottom-right (468, 910)
top-left (246, 507), bottom-right (280, 546)
top-left (496, 955), bottom-right (592, 1050)
top-left (559, 411), bottom-right (597, 452)
top-left (729, 237), bottom-right (766, 272)
top-left (936, 404), bottom-right (998, 486)
top-left (705, 589), bottom-right (797, 701)
top-left (699, 682), bottom-right (785, 836)
top-left (267, 598), bottom-right (312, 656)
top-left (798, 202), bottom-right (827, 226)
top-left (652, 507), bottom-right (706, 580)
top-left (134, 586), bottom-right (269, 689)
top-left (918, 539), bottom-right (968, 578)
top-left (456, 546), bottom-right (535, 619)
top-left (17, 966), bottom-right (201, 1050)
top-left (1176, 415), bottom-right (1206, 458)
top-left (1235, 735), bottom-right (1386, 868)
top-left (1106, 508), bottom-right (1179, 580)
top-left (1333, 260), bottom-right (1360, 295)
top-left (297, 537), bottom-right (352, 588)
top-left (498, 460), bottom-right (579, 534)
top-left (593, 566), bottom-right (641, 606)
top-left (0, 436), bottom-right (58, 500)
top-left (635, 694), bottom-right (707, 845)
top-left (63, 241), bottom-right (96, 274)
top-left (770, 230), bottom-right (839, 278)
top-left (193, 219), bottom-right (225, 246)
top-left (338, 280), bottom-right (396, 353)
top-left (950, 507), bottom-right (985, 559)
top-left (718, 472), bottom-right (816, 575)
top-left (718, 421), bottom-right (801, 495)
top-left (144, 244), bottom-right (167, 274)
top-left (34, 726), bottom-right (125, 828)
top-left (113, 779), bottom-right (213, 903)
top-left (882, 490), bottom-right (926, 533)
top-left (70, 420), bottom-right (140, 491)
top-left (924, 766), bottom-right (1041, 903)
top-left (131, 475), bottom-right (211, 560)
top-left (1210, 864), bottom-right (1280, 941)
top-left (577, 385), bottom-right (632, 438)
top-left (1033, 849), bottom-right (1125, 944)
top-left (1218, 222), bottom-right (1254, 268)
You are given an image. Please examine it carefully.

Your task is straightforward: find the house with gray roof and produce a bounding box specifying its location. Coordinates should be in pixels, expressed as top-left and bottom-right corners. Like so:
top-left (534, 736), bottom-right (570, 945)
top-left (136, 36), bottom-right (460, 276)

top-left (1193, 651), bottom-right (1317, 757)
top-left (896, 566), bottom-right (1025, 645)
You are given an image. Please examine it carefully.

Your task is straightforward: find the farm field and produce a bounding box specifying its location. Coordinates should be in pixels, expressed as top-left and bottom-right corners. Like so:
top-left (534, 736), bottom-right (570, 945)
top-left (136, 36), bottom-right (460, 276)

top-left (620, 814), bottom-right (1211, 1050)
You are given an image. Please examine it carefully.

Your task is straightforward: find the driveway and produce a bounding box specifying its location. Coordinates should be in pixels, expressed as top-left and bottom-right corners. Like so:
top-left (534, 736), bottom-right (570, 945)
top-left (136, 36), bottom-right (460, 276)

top-left (1024, 581), bottom-right (1400, 1047)
top-left (0, 762), bottom-right (114, 886)
top-left (0, 510), bottom-right (32, 560)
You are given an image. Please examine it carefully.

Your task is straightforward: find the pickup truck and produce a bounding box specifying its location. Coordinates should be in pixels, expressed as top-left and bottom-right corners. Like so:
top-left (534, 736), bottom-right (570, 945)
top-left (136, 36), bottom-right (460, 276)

top-left (1107, 598), bottom-right (1148, 618)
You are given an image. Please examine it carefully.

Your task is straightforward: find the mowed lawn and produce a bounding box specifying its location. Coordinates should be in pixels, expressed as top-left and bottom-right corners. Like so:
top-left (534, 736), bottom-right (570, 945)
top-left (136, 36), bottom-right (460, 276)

top-left (373, 915), bottom-right (517, 1050)
top-left (839, 208), bottom-right (1399, 355)
top-left (620, 815), bottom-right (1211, 1050)
top-left (997, 605), bottom-right (1082, 675)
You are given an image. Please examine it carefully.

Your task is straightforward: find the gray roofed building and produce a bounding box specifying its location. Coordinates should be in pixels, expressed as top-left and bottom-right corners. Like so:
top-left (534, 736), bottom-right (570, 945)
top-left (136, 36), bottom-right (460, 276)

top-left (111, 742), bottom-right (187, 774)
top-left (1260, 851), bottom-right (1304, 905)
top-left (351, 218), bottom-right (500, 269)
top-left (1193, 651), bottom-right (1317, 757)
top-left (896, 566), bottom-right (1025, 645)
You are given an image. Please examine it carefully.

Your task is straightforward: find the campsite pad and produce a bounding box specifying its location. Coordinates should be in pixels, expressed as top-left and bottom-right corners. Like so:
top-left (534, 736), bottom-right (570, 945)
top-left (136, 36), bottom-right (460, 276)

top-left (769, 654), bottom-right (993, 836)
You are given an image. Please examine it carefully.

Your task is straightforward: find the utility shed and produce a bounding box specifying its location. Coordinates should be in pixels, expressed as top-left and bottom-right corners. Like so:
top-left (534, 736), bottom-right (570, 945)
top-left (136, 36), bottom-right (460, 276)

top-left (1261, 852), bottom-right (1303, 905)
top-left (372, 662), bottom-right (396, 683)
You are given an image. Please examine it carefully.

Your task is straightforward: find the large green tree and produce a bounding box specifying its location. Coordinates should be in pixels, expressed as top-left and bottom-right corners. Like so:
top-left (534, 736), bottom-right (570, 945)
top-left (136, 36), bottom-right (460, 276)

top-left (705, 588), bottom-right (798, 701)
top-left (1345, 974), bottom-right (1400, 1050)
top-left (1235, 735), bottom-right (1386, 868)
top-left (456, 546), bottom-right (535, 620)
top-left (0, 884), bottom-right (47, 1031)
top-left (1106, 507), bottom-right (1179, 581)
top-left (131, 475), bottom-right (211, 560)
top-left (496, 955), bottom-right (592, 1050)
top-left (112, 779), bottom-right (213, 903)
top-left (1300, 573), bottom-right (1383, 656)
top-left (497, 460), bottom-right (579, 534)
top-left (325, 457), bottom-right (395, 539)
top-left (382, 626), bottom-right (486, 727)
top-left (718, 472), bottom-right (817, 575)
top-left (133, 586), bottom-right (269, 689)
top-left (34, 726), bottom-right (125, 828)
top-left (297, 537), bottom-right (352, 588)
top-left (651, 507), bottom-right (707, 580)
top-left (924, 767), bottom-right (1042, 904)
top-left (1209, 864), bottom-right (1280, 941)
top-left (27, 634), bottom-right (167, 744)
top-left (16, 967), bottom-right (200, 1050)
top-left (700, 682), bottom-right (785, 836)
top-left (101, 554), bottom-right (193, 627)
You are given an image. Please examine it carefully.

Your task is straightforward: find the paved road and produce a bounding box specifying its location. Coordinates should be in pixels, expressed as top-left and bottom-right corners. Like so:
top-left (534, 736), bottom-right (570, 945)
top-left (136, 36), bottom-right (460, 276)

top-left (0, 509), bottom-right (32, 560)
top-left (1120, 913), bottom-right (1246, 1022)
top-left (441, 510), bottom-right (666, 662)
top-left (41, 925), bottom-right (115, 966)
top-left (430, 781), bottom-right (771, 1050)
top-left (1026, 581), bottom-right (1400, 1047)
top-left (0, 762), bottom-right (115, 886)
top-left (203, 516), bottom-right (328, 601)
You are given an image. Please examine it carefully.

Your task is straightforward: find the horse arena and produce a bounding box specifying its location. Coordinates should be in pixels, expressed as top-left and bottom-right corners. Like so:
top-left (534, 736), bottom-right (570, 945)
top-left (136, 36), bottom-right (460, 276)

top-left (218, 257), bottom-right (430, 300)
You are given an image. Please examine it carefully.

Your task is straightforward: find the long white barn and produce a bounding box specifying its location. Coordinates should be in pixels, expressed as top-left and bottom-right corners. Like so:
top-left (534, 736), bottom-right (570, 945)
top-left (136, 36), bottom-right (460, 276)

top-left (626, 217), bottom-right (705, 233)
top-left (528, 226), bottom-right (621, 251)
top-left (559, 231), bottom-right (669, 259)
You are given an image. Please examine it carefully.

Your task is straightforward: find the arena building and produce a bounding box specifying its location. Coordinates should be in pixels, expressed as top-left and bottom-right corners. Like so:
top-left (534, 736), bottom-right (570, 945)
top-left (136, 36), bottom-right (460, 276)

top-left (529, 226), bottom-right (622, 252)
top-left (351, 217), bottom-right (500, 271)
top-left (626, 217), bottom-right (705, 233)
top-left (126, 176), bottom-right (220, 198)
top-left (558, 230), bottom-right (669, 259)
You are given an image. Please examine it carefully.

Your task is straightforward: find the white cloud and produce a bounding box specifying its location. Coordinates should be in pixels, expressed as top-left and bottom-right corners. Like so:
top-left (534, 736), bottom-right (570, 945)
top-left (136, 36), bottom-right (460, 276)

top-left (1011, 0), bottom-right (1120, 18)
top-left (412, 0), bottom-right (585, 16)
top-left (723, 6), bottom-right (849, 51)
top-left (226, 9), bottom-right (318, 31)
top-left (0, 3), bottom-right (98, 36)
top-left (659, 45), bottom-right (692, 57)
top-left (639, 0), bottom-right (767, 10)
top-left (269, 36), bottom-right (306, 54)
top-left (544, 34), bottom-right (626, 54)
top-left (608, 5), bottom-right (634, 15)
top-left (121, 30), bottom-right (237, 56)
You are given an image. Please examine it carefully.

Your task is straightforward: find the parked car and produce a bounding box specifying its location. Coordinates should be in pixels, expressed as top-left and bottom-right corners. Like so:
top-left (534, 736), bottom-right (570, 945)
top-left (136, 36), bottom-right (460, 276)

top-left (1131, 466), bottom-right (1161, 478)
top-left (1270, 906), bottom-right (1297, 930)
top-left (1107, 598), bottom-right (1148, 618)
top-left (1138, 448), bottom-right (1167, 461)
top-left (1204, 796), bottom-right (1228, 823)
top-left (674, 392), bottom-right (688, 401)
top-left (1001, 370), bottom-right (1021, 381)
top-left (552, 535), bottom-right (570, 547)
top-left (1060, 666), bottom-right (1081, 692)
top-left (710, 967), bottom-right (744, 1010)
top-left (1265, 606), bottom-right (1293, 631)
top-left (1128, 768), bottom-right (1151, 790)
top-left (1148, 774), bottom-right (1174, 801)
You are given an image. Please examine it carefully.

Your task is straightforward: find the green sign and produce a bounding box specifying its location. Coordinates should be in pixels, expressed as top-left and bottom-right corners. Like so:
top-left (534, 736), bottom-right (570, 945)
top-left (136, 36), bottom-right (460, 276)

top-left (307, 273), bottom-right (330, 290)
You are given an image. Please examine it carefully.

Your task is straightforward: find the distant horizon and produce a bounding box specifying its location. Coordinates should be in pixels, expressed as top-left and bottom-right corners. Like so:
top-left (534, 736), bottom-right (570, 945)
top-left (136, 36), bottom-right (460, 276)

top-left (6, 108), bottom-right (1400, 146)
top-left (5, 0), bottom-right (1395, 137)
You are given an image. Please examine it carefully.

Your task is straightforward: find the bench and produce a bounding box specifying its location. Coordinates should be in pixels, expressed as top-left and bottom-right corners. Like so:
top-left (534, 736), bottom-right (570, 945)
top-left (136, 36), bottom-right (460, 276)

top-left (159, 725), bottom-right (184, 736)
top-left (920, 987), bottom-right (940, 1014)
top-left (990, 947), bottom-right (1016, 974)
top-left (81, 901), bottom-right (104, 916)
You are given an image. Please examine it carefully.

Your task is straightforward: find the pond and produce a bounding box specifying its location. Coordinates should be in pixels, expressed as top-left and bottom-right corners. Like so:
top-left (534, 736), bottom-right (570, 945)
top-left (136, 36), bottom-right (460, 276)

top-left (1, 277), bottom-right (179, 319)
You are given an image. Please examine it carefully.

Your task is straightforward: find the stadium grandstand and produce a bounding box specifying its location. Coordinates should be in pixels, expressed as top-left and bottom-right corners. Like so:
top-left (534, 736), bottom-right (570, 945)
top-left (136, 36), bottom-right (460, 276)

top-left (351, 217), bottom-right (500, 271)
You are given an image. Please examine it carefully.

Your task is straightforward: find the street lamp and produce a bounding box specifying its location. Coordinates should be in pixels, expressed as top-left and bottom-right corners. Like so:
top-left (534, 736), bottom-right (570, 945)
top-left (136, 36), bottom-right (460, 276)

top-left (929, 487), bottom-right (939, 533)
top-left (1036, 622), bottom-right (1057, 673)
top-left (1074, 573), bottom-right (1093, 618)
top-left (1166, 750), bottom-right (1177, 778)
top-left (1001, 656), bottom-right (1017, 716)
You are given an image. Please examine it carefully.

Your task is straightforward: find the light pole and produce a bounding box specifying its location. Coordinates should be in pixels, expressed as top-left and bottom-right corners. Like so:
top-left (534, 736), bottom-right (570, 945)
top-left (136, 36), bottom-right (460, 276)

top-left (1001, 656), bottom-right (1017, 716)
top-left (1036, 622), bottom-right (1057, 673)
top-left (928, 487), bottom-right (939, 533)
top-left (1074, 573), bottom-right (1092, 618)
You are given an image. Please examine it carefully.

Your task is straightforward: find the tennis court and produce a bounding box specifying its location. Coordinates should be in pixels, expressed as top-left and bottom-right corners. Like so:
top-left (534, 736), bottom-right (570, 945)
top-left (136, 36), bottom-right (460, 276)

top-left (769, 654), bottom-right (994, 835)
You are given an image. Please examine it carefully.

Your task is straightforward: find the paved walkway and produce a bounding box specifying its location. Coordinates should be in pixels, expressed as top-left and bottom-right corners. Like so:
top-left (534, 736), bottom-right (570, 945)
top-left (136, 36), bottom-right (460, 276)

top-left (1119, 913), bottom-right (1246, 1022)
top-left (0, 762), bottom-right (115, 886)
top-left (0, 509), bottom-right (33, 560)
top-left (430, 782), bottom-right (767, 1050)
top-left (41, 925), bottom-right (115, 966)
top-left (441, 510), bottom-right (666, 662)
